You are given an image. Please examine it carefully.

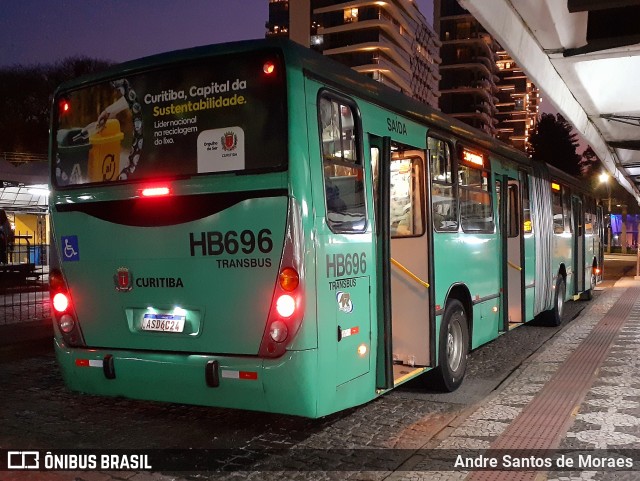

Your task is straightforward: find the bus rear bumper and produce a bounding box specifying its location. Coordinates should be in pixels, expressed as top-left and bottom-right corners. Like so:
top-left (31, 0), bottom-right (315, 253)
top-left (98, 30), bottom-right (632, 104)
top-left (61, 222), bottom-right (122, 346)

top-left (54, 338), bottom-right (319, 417)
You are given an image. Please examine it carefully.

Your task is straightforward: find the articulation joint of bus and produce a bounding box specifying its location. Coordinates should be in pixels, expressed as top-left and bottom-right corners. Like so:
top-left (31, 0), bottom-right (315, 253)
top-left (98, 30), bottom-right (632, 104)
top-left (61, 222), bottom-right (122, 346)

top-left (50, 268), bottom-right (86, 347)
top-left (258, 198), bottom-right (305, 358)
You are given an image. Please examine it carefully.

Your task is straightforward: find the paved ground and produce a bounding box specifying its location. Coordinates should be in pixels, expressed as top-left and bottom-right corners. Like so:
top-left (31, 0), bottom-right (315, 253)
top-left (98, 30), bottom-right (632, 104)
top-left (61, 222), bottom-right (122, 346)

top-left (1, 256), bottom-right (638, 480)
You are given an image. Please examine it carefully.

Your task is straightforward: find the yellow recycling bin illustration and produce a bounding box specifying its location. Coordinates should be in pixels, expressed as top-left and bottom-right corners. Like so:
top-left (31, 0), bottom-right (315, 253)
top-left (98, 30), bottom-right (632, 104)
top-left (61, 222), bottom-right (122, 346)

top-left (88, 119), bottom-right (124, 182)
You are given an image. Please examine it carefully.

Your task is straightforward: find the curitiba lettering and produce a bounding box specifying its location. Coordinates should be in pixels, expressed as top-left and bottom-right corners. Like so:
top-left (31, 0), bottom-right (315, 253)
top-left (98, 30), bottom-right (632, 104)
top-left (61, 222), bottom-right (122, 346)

top-left (136, 277), bottom-right (184, 288)
top-left (326, 252), bottom-right (366, 278)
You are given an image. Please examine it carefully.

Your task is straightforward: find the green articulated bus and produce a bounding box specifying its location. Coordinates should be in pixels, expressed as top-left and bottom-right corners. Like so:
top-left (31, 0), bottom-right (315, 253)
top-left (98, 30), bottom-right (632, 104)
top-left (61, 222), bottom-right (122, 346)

top-left (50, 39), bottom-right (603, 418)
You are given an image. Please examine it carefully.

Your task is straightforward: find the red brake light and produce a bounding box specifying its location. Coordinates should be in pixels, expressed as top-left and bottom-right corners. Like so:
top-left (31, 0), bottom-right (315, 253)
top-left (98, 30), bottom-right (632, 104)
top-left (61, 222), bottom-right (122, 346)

top-left (263, 61), bottom-right (276, 75)
top-left (53, 292), bottom-right (70, 313)
top-left (141, 186), bottom-right (171, 197)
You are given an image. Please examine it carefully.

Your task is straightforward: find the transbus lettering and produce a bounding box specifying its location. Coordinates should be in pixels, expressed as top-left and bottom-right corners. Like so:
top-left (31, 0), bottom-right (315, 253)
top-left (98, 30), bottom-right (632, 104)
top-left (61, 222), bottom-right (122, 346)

top-left (329, 278), bottom-right (358, 290)
top-left (326, 253), bottom-right (366, 278)
top-left (190, 229), bottom-right (274, 256)
top-left (216, 258), bottom-right (272, 269)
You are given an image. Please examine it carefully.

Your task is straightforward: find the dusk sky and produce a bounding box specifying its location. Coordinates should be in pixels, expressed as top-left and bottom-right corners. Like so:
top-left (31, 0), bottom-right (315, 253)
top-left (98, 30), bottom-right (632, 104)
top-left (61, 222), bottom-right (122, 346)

top-left (0, 0), bottom-right (435, 67)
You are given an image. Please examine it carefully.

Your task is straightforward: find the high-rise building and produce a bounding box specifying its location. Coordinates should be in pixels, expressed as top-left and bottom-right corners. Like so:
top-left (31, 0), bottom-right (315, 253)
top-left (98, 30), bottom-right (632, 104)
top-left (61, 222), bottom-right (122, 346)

top-left (266, 0), bottom-right (441, 109)
top-left (434, 0), bottom-right (539, 151)
top-left (495, 49), bottom-right (540, 152)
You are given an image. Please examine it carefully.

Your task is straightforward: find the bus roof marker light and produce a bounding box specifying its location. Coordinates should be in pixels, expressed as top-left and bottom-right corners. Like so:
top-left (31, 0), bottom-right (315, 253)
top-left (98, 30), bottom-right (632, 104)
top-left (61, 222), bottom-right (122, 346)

top-left (59, 99), bottom-right (71, 115)
top-left (263, 61), bottom-right (276, 75)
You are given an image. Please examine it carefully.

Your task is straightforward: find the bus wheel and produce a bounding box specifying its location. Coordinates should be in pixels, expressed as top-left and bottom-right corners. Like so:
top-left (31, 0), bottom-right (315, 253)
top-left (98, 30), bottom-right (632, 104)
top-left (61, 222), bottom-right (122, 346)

top-left (543, 277), bottom-right (566, 326)
top-left (581, 270), bottom-right (596, 301)
top-left (436, 299), bottom-right (469, 392)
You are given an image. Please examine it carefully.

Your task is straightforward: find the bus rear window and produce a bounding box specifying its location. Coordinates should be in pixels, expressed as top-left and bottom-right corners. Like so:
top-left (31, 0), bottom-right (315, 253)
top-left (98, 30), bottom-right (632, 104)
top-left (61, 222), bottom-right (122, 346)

top-left (54, 50), bottom-right (287, 187)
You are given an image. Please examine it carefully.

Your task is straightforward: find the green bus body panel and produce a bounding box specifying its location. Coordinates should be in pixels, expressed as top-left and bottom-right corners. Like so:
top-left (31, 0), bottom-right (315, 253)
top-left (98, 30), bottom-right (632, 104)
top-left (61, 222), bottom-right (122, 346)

top-left (55, 338), bottom-right (320, 417)
top-left (54, 196), bottom-right (287, 354)
top-left (433, 231), bottom-right (501, 349)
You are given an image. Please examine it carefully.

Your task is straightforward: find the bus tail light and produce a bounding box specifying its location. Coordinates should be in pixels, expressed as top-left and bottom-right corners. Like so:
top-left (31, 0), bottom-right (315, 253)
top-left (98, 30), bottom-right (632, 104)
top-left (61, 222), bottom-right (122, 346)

top-left (275, 294), bottom-right (296, 318)
top-left (259, 198), bottom-right (305, 358)
top-left (279, 267), bottom-right (299, 292)
top-left (50, 268), bottom-right (85, 347)
top-left (53, 292), bottom-right (70, 313)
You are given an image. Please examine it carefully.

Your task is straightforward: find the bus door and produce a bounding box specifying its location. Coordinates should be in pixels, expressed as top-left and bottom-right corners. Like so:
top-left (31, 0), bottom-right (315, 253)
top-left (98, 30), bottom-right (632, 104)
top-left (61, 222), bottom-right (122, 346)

top-left (572, 196), bottom-right (585, 293)
top-left (369, 135), bottom-right (432, 387)
top-left (494, 168), bottom-right (524, 327)
top-left (372, 136), bottom-right (432, 378)
top-left (314, 92), bottom-right (373, 388)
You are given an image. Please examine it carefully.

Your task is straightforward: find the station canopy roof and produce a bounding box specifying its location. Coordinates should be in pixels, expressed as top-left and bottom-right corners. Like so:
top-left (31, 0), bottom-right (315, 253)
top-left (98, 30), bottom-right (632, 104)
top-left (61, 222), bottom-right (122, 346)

top-left (459, 0), bottom-right (640, 206)
top-left (0, 159), bottom-right (49, 214)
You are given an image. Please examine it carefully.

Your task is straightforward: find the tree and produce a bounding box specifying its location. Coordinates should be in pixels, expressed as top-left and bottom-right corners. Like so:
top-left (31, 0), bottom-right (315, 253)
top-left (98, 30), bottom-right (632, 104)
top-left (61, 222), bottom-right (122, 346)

top-left (0, 57), bottom-right (112, 157)
top-left (578, 145), bottom-right (600, 177)
top-left (528, 113), bottom-right (582, 176)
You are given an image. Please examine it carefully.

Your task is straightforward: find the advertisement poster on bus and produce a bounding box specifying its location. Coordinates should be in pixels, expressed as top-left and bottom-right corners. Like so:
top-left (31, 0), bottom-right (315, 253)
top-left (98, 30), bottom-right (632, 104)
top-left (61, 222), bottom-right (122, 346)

top-left (55, 50), bottom-right (286, 186)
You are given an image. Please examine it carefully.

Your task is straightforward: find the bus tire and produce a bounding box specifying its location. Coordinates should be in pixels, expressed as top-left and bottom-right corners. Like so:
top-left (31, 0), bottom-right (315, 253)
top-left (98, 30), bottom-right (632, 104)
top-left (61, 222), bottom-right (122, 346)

top-left (543, 276), bottom-right (566, 326)
top-left (580, 271), bottom-right (596, 301)
top-left (436, 299), bottom-right (469, 392)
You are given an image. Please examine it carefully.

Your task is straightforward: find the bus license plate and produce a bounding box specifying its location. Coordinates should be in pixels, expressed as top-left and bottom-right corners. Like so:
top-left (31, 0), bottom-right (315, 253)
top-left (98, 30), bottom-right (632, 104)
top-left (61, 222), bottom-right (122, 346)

top-left (141, 313), bottom-right (185, 333)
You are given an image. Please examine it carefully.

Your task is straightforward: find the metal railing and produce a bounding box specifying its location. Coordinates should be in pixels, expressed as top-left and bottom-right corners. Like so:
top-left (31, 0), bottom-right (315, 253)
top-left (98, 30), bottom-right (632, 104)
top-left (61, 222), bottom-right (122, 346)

top-left (0, 230), bottom-right (50, 326)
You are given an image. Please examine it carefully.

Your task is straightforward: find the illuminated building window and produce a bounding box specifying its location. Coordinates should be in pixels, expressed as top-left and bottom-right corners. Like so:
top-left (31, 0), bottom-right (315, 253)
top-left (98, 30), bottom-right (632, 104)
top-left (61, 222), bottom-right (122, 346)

top-left (344, 7), bottom-right (359, 23)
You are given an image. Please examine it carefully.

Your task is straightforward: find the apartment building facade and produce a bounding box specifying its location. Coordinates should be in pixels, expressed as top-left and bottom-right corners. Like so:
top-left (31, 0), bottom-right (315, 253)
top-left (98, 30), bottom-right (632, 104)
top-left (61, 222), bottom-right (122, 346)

top-left (266, 0), bottom-right (441, 109)
top-left (435, 0), bottom-right (539, 150)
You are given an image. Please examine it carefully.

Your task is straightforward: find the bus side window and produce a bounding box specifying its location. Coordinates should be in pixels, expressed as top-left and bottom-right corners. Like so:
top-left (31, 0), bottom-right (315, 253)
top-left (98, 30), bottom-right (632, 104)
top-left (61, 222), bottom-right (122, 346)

top-left (390, 149), bottom-right (425, 238)
top-left (459, 162), bottom-right (494, 233)
top-left (428, 136), bottom-right (458, 231)
top-left (552, 187), bottom-right (564, 234)
top-left (318, 94), bottom-right (366, 233)
top-left (522, 173), bottom-right (533, 233)
top-left (562, 187), bottom-right (572, 233)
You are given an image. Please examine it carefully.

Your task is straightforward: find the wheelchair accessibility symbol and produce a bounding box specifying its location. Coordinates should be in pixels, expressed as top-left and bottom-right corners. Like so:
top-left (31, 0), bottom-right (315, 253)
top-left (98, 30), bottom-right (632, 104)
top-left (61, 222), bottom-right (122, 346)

top-left (61, 235), bottom-right (80, 262)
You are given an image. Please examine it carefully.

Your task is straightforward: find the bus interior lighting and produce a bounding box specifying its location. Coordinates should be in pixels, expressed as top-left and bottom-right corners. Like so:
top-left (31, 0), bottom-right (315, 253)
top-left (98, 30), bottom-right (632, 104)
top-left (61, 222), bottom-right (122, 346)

top-left (551, 182), bottom-right (561, 191)
top-left (463, 149), bottom-right (484, 167)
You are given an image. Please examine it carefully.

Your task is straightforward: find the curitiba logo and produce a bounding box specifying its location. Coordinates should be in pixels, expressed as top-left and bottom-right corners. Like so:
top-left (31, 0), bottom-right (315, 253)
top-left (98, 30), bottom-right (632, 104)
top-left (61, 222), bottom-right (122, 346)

top-left (221, 131), bottom-right (238, 151)
top-left (114, 267), bottom-right (133, 292)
